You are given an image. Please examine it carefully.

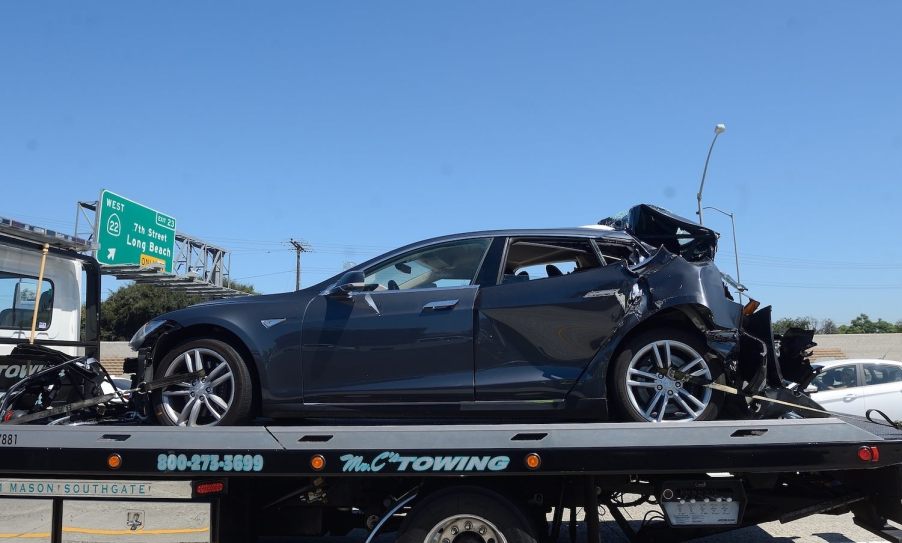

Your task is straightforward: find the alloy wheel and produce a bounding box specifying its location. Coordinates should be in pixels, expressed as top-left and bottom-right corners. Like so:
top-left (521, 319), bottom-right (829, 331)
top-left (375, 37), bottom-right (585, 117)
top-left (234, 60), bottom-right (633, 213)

top-left (160, 347), bottom-right (235, 426)
top-left (624, 339), bottom-right (712, 422)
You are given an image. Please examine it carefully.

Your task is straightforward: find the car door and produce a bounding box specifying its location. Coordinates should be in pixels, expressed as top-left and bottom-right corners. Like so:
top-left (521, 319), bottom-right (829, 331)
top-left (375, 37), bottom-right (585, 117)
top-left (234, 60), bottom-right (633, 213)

top-left (809, 363), bottom-right (864, 415)
top-left (859, 363), bottom-right (902, 420)
top-left (475, 236), bottom-right (637, 401)
top-left (300, 238), bottom-right (492, 404)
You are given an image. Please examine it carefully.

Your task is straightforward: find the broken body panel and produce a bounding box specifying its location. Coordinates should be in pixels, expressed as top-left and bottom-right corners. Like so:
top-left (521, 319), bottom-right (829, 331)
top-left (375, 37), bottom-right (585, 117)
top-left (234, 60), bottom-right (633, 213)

top-left (586, 204), bottom-right (821, 418)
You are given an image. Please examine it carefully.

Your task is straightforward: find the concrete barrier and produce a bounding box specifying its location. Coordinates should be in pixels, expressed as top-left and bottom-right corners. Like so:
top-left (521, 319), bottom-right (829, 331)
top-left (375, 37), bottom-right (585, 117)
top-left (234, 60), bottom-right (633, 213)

top-left (812, 333), bottom-right (902, 362)
top-left (99, 341), bottom-right (134, 375)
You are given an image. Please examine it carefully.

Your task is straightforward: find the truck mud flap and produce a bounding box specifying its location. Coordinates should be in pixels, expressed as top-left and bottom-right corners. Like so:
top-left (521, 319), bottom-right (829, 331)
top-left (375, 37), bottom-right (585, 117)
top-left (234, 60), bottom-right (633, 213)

top-left (849, 465), bottom-right (902, 543)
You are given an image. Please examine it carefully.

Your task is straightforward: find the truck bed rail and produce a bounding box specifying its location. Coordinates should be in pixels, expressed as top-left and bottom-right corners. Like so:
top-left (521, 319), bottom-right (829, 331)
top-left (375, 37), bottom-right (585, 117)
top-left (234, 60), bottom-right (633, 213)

top-left (0, 417), bottom-right (899, 478)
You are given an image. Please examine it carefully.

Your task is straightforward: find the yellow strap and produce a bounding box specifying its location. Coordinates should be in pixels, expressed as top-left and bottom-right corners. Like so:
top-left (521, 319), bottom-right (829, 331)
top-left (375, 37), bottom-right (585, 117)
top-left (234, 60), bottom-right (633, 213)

top-left (28, 243), bottom-right (50, 345)
top-left (704, 382), bottom-right (832, 416)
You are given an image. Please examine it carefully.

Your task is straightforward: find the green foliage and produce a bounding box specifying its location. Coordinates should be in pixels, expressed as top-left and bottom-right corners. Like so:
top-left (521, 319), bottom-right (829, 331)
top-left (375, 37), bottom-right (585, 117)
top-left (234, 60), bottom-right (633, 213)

top-left (819, 318), bottom-right (838, 335)
top-left (772, 316), bottom-right (819, 335)
top-left (223, 278), bottom-right (256, 294)
top-left (836, 313), bottom-right (900, 334)
top-left (99, 279), bottom-right (256, 341)
top-left (773, 314), bottom-right (902, 335)
top-left (99, 284), bottom-right (201, 341)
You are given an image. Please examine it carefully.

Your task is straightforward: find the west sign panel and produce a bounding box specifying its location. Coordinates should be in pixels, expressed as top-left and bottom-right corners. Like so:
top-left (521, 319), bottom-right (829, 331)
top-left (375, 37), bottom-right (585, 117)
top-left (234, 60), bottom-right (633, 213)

top-left (96, 190), bottom-right (177, 272)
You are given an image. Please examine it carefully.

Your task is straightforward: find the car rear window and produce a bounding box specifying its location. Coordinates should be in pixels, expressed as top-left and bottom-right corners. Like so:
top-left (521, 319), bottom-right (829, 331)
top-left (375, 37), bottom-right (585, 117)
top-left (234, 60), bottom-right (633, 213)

top-left (863, 364), bottom-right (902, 385)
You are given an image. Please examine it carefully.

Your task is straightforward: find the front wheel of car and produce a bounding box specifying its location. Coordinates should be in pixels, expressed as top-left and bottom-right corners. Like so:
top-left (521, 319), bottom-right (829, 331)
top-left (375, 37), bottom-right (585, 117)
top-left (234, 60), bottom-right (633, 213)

top-left (611, 328), bottom-right (725, 422)
top-left (152, 339), bottom-right (253, 427)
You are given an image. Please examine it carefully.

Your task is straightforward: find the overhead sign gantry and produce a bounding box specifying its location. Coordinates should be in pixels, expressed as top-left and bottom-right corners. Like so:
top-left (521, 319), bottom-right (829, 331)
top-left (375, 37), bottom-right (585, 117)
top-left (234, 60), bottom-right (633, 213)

top-left (95, 189), bottom-right (177, 273)
top-left (75, 193), bottom-right (246, 299)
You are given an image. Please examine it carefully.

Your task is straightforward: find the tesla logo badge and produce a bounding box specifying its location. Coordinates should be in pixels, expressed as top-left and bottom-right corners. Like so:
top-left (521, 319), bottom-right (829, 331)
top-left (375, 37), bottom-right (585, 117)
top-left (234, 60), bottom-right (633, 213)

top-left (126, 510), bottom-right (144, 531)
top-left (261, 318), bottom-right (286, 329)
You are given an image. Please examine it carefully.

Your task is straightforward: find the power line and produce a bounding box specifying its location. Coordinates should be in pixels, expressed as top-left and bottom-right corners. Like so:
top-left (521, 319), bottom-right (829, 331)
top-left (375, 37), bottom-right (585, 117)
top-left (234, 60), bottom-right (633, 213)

top-left (232, 269), bottom-right (296, 280)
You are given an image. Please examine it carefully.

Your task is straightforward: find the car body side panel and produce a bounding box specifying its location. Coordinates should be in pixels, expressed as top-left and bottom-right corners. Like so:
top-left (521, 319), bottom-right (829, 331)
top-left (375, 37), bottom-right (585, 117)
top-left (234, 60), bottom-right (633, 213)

top-left (475, 265), bottom-right (634, 401)
top-left (860, 382), bottom-right (902, 420)
top-left (300, 286), bottom-right (479, 404)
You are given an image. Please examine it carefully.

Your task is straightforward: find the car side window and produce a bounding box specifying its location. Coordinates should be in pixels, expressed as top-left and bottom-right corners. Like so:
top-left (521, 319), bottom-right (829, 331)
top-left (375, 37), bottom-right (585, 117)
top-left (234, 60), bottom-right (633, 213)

top-left (811, 365), bottom-right (859, 391)
top-left (0, 273), bottom-right (54, 330)
top-left (862, 364), bottom-right (902, 385)
top-left (501, 238), bottom-right (600, 283)
top-left (364, 239), bottom-right (491, 291)
top-left (595, 240), bottom-right (636, 264)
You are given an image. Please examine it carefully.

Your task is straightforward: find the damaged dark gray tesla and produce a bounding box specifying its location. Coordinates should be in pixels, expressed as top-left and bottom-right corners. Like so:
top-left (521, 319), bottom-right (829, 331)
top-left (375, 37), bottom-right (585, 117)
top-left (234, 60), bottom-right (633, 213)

top-left (115, 203), bottom-right (825, 426)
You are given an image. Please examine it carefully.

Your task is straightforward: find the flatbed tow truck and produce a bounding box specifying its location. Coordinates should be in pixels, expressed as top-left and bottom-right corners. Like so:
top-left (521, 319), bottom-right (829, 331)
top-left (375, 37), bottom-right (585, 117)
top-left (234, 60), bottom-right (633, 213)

top-left (2, 416), bottom-right (902, 542)
top-left (4, 226), bottom-right (902, 543)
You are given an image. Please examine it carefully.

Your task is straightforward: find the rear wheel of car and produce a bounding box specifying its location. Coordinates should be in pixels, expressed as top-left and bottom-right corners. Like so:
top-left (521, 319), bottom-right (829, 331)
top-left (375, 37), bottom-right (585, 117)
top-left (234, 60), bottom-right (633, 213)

top-left (397, 487), bottom-right (538, 543)
top-left (152, 339), bottom-right (253, 426)
top-left (612, 328), bottom-right (724, 422)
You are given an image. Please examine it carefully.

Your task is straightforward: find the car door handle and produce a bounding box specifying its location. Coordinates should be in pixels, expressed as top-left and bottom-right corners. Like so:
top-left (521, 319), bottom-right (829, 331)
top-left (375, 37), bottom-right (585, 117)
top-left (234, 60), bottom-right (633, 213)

top-left (844, 394), bottom-right (856, 401)
top-left (423, 299), bottom-right (459, 311)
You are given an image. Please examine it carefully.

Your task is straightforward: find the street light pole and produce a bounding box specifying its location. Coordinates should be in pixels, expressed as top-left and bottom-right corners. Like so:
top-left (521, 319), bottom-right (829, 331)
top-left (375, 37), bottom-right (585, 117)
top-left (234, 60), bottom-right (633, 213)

top-left (696, 123), bottom-right (726, 225)
top-left (703, 205), bottom-right (743, 302)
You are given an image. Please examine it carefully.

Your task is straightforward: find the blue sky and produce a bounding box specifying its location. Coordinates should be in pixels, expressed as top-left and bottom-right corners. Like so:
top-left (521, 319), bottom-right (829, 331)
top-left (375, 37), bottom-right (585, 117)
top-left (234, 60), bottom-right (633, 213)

top-left (1, 2), bottom-right (900, 324)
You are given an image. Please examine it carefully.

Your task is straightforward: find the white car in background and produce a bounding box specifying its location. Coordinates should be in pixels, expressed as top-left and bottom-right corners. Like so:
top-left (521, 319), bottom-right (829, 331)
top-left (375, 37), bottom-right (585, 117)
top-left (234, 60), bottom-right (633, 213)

top-left (808, 359), bottom-right (902, 420)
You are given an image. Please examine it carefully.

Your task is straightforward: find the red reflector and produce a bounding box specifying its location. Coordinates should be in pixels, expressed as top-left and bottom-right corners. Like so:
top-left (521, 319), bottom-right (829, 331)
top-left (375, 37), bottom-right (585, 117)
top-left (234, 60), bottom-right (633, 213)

top-left (858, 446), bottom-right (880, 462)
top-left (2, 411), bottom-right (12, 423)
top-left (194, 482), bottom-right (225, 495)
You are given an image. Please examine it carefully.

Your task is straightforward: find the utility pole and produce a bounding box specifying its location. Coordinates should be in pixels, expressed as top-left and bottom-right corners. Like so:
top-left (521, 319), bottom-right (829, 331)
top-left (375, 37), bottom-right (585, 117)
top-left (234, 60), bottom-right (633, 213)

top-left (288, 239), bottom-right (310, 291)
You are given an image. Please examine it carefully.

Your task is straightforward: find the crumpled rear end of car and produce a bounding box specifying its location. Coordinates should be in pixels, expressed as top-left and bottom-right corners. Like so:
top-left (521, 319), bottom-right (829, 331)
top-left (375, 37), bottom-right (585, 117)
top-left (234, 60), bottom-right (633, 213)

top-left (601, 204), bottom-right (823, 419)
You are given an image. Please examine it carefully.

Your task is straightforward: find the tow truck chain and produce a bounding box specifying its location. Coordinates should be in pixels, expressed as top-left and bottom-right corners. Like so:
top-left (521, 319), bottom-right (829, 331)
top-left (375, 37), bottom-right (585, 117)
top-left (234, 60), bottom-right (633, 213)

top-left (2, 369), bottom-right (206, 425)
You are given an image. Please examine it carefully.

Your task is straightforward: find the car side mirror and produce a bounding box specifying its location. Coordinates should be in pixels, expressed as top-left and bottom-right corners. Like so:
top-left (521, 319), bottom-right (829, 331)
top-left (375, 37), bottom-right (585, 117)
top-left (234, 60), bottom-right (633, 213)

top-left (804, 384), bottom-right (818, 394)
top-left (324, 271), bottom-right (378, 298)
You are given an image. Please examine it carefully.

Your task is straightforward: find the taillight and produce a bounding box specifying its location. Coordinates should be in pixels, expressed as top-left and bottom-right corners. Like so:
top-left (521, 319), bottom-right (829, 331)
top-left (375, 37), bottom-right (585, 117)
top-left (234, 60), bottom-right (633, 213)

top-left (194, 481), bottom-right (226, 496)
top-left (858, 446), bottom-right (880, 463)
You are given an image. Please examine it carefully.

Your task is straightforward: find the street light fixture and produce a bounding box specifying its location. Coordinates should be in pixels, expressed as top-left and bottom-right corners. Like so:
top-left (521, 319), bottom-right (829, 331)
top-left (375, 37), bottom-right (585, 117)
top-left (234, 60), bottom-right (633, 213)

top-left (696, 123), bottom-right (726, 225)
top-left (703, 205), bottom-right (744, 302)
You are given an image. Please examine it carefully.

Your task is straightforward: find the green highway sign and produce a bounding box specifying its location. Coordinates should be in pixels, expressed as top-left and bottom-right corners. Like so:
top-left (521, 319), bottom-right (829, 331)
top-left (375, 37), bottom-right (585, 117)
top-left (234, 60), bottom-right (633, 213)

top-left (95, 190), bottom-right (177, 272)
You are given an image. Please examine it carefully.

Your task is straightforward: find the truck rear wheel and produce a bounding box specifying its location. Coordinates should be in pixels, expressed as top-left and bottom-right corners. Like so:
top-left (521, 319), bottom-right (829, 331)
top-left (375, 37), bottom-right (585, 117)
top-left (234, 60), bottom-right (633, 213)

top-left (397, 487), bottom-right (538, 543)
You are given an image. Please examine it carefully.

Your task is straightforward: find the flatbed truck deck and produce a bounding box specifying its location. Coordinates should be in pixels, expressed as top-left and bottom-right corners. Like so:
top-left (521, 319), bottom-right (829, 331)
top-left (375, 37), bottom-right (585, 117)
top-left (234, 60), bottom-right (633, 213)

top-left (2, 416), bottom-right (902, 543)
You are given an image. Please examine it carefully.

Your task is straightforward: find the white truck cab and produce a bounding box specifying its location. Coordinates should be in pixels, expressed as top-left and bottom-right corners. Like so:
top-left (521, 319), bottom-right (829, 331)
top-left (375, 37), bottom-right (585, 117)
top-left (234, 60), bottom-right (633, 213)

top-left (0, 243), bottom-right (82, 357)
top-left (0, 221), bottom-right (100, 391)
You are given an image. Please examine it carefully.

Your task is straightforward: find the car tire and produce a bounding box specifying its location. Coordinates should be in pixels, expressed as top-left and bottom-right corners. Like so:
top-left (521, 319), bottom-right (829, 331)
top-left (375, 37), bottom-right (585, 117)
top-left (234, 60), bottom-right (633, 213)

top-left (397, 487), bottom-right (539, 543)
top-left (611, 327), bottom-right (725, 422)
top-left (152, 338), bottom-right (253, 426)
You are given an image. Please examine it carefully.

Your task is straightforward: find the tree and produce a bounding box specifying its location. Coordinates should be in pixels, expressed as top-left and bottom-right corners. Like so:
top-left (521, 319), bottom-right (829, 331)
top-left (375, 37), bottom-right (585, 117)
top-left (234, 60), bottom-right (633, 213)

top-left (99, 280), bottom-right (255, 340)
top-left (818, 318), bottom-right (838, 334)
top-left (837, 314), bottom-right (898, 334)
top-left (772, 316), bottom-right (818, 335)
top-left (99, 284), bottom-right (200, 341)
top-left (223, 278), bottom-right (256, 294)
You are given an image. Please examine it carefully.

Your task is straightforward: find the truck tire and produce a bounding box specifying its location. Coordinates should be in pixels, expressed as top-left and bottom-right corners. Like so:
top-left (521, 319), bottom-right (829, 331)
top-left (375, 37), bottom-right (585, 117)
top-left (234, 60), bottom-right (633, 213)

top-left (152, 338), bottom-right (253, 426)
top-left (611, 327), bottom-right (725, 422)
top-left (397, 487), bottom-right (538, 543)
